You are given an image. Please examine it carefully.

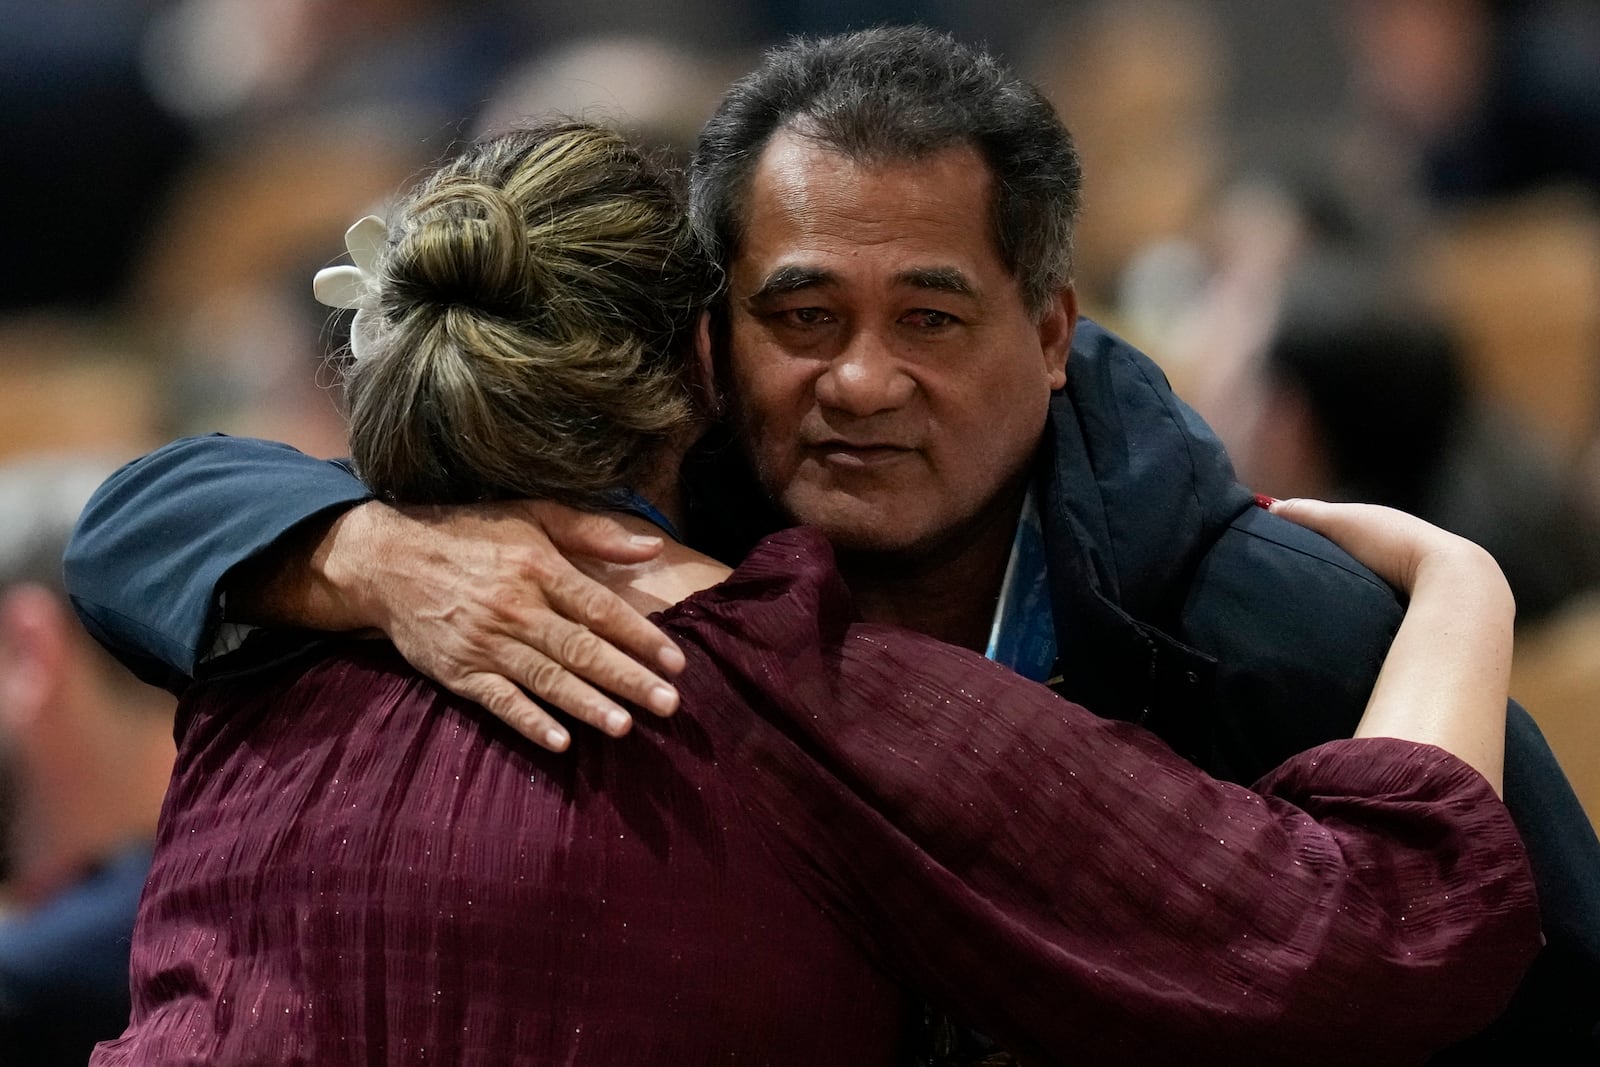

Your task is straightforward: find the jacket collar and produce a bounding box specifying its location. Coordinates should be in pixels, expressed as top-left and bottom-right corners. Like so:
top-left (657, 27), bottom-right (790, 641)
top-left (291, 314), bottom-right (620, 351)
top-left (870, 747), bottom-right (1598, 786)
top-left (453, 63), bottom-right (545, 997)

top-left (1036, 319), bottom-right (1254, 755)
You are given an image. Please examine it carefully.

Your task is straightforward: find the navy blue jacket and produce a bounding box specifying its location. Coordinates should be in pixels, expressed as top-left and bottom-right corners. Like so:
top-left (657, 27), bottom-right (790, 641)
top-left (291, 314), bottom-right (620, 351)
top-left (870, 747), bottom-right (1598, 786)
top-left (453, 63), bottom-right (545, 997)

top-left (65, 319), bottom-right (1600, 1060)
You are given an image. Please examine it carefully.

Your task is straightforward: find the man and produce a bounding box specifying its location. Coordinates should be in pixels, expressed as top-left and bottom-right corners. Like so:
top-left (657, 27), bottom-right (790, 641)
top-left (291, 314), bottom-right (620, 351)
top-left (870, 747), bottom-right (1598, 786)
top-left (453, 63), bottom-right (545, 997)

top-left (67, 27), bottom-right (1600, 1061)
top-left (0, 456), bottom-right (177, 1065)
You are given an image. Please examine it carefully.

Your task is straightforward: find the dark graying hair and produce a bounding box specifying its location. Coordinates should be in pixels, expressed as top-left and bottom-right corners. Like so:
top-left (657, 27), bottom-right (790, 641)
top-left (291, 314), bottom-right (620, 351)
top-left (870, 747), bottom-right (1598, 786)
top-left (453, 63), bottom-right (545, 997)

top-left (689, 26), bottom-right (1083, 316)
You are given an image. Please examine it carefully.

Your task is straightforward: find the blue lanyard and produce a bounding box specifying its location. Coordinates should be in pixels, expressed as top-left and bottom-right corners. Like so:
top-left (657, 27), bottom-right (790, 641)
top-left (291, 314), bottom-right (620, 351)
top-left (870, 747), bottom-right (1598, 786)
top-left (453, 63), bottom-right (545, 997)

top-left (608, 489), bottom-right (684, 543)
top-left (984, 487), bottom-right (1059, 684)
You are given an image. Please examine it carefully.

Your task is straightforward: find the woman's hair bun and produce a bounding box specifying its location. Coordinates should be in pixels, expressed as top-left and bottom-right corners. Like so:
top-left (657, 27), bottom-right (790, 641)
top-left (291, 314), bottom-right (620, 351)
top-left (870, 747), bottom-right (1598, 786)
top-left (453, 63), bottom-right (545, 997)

top-left (340, 121), bottom-right (712, 509)
top-left (386, 179), bottom-right (538, 322)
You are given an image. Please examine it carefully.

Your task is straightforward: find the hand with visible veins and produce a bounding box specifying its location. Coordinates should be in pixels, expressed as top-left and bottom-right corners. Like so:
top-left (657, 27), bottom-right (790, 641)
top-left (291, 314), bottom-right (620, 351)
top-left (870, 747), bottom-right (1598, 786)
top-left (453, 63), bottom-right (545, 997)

top-left (241, 498), bottom-right (687, 752)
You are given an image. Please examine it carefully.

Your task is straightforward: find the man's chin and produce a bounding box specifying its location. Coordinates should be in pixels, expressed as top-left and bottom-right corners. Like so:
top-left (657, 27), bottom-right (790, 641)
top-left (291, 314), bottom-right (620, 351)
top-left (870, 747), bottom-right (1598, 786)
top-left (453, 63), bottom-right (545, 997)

top-left (781, 494), bottom-right (926, 555)
top-left (815, 525), bottom-right (923, 555)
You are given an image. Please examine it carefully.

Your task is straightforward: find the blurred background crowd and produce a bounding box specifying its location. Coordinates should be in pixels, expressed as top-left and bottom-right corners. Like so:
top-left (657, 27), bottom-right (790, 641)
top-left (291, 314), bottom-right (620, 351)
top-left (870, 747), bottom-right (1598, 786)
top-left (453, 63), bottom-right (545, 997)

top-left (2, 0), bottom-right (1599, 1059)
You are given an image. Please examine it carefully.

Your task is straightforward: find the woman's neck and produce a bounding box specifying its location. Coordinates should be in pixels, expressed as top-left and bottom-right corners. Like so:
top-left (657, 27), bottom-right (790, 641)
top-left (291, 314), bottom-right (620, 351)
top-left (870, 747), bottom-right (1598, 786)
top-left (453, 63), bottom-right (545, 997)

top-left (629, 432), bottom-right (695, 537)
top-left (587, 511), bottom-right (731, 616)
top-left (588, 433), bottom-right (730, 613)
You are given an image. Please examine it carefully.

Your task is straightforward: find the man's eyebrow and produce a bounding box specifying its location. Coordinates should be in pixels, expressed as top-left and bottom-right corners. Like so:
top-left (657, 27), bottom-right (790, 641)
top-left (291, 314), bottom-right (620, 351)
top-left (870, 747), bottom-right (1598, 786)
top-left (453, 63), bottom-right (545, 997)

top-left (747, 265), bottom-right (833, 303)
top-left (897, 266), bottom-right (976, 297)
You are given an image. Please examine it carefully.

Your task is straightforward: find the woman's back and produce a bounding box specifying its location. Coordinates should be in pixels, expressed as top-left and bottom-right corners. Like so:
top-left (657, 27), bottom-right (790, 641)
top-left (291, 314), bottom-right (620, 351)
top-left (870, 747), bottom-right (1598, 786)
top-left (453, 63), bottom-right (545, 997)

top-left (95, 638), bottom-right (904, 1065)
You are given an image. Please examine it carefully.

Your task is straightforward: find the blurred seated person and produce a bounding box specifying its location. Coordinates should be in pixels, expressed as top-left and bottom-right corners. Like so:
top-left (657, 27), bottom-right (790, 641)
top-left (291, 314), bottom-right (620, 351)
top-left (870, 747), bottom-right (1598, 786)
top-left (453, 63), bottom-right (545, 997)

top-left (86, 121), bottom-right (1539, 1066)
top-left (1345, 0), bottom-right (1600, 205)
top-left (1243, 256), bottom-right (1600, 628)
top-left (0, 456), bottom-right (176, 1065)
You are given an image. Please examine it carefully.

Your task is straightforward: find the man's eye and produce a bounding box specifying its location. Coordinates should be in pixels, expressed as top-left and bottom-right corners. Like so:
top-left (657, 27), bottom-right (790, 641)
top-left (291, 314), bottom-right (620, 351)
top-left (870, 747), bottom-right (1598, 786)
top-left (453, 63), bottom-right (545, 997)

top-left (905, 309), bottom-right (957, 329)
top-left (779, 307), bottom-right (831, 327)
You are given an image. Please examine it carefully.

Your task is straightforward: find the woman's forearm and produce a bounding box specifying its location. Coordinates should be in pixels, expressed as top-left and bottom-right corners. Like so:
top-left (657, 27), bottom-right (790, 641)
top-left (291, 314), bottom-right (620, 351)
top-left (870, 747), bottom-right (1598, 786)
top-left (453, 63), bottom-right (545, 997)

top-left (1353, 542), bottom-right (1513, 795)
top-left (1269, 498), bottom-right (1515, 796)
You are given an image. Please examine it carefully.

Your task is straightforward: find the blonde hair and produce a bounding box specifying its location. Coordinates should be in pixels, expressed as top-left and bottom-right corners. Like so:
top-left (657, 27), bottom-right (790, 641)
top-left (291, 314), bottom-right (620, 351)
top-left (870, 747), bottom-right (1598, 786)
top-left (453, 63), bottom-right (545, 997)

top-left (342, 121), bottom-right (710, 507)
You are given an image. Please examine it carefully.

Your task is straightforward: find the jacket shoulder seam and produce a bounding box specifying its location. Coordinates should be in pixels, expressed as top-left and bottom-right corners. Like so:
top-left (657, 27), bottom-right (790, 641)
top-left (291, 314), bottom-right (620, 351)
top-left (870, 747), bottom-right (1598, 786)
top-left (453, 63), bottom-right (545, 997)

top-left (1227, 519), bottom-right (1395, 595)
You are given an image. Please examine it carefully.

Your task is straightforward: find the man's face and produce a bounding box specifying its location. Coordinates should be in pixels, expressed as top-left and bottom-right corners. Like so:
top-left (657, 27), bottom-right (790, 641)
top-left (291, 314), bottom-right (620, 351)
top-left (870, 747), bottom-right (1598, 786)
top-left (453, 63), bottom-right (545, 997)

top-left (722, 130), bottom-right (1075, 556)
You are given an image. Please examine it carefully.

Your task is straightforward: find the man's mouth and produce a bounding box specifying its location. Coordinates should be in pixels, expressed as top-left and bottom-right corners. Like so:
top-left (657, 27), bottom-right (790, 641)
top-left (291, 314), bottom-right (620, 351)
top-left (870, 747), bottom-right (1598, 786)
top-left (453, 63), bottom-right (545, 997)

top-left (808, 442), bottom-right (914, 470)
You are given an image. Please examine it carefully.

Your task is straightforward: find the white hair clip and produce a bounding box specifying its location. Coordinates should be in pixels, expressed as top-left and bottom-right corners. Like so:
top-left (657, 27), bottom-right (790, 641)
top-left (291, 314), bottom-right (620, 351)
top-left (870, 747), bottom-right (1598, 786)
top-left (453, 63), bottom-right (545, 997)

top-left (313, 214), bottom-right (387, 361)
top-left (314, 215), bottom-right (386, 310)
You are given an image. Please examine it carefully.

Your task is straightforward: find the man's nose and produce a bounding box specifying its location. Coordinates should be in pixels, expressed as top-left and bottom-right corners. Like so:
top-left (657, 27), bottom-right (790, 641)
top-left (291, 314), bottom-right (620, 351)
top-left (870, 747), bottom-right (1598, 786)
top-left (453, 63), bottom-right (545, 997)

top-left (815, 331), bottom-right (915, 416)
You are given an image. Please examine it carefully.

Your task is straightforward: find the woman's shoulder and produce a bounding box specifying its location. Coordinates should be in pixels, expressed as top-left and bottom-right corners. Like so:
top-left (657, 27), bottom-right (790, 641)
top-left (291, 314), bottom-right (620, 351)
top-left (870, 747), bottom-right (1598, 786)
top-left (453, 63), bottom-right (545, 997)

top-left (657, 526), bottom-right (852, 646)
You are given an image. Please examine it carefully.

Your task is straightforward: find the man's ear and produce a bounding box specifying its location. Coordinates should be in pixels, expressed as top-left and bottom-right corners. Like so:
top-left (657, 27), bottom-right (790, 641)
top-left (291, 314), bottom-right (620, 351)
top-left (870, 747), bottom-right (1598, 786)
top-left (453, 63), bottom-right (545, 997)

top-left (1039, 285), bottom-right (1077, 391)
top-left (0, 585), bottom-right (71, 729)
top-left (691, 309), bottom-right (723, 418)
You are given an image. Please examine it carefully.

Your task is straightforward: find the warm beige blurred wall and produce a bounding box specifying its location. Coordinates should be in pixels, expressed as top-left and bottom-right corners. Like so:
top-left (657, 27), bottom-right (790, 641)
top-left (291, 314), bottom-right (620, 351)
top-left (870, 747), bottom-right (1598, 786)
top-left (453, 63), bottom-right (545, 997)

top-left (0, 319), bottom-right (164, 465)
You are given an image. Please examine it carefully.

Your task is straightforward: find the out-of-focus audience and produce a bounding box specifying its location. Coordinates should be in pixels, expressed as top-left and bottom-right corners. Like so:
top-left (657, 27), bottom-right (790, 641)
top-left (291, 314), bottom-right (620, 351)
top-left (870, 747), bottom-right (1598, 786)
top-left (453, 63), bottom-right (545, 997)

top-left (0, 0), bottom-right (193, 314)
top-left (139, 0), bottom-right (535, 134)
top-left (476, 36), bottom-right (740, 163)
top-left (0, 457), bottom-right (177, 1065)
top-left (1237, 254), bottom-right (1600, 628)
top-left (1343, 0), bottom-right (1600, 205)
top-left (1025, 0), bottom-right (1232, 321)
top-left (123, 118), bottom-right (428, 458)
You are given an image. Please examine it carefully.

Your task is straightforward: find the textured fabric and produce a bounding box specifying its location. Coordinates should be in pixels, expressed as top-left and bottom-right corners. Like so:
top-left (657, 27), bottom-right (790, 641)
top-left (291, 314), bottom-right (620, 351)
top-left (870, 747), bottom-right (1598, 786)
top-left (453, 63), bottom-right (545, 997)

top-left (680, 531), bottom-right (1540, 1066)
top-left (96, 530), bottom-right (1539, 1066)
top-left (93, 653), bottom-right (905, 1059)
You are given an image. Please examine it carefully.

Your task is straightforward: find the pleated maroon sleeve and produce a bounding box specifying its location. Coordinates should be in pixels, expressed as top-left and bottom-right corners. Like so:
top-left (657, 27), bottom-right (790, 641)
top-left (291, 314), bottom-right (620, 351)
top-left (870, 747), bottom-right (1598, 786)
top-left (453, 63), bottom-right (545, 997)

top-left (662, 528), bottom-right (1543, 1067)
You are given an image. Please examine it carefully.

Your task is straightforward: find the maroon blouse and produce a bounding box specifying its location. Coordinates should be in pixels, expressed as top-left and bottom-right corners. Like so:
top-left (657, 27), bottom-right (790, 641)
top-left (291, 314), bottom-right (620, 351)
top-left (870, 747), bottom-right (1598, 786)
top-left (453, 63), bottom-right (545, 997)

top-left (93, 529), bottom-right (1540, 1066)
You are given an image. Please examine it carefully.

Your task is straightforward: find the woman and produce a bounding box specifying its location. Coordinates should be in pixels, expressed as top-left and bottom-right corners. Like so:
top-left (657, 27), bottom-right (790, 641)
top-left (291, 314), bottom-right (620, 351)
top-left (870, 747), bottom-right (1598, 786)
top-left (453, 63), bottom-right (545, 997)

top-left (92, 122), bottom-right (1537, 1066)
